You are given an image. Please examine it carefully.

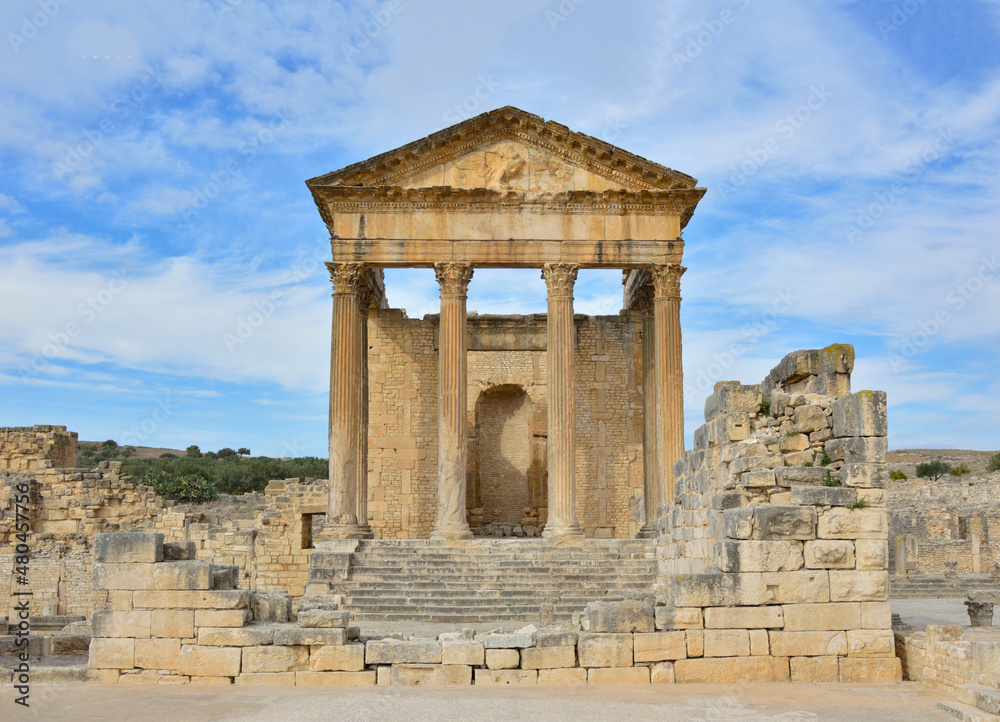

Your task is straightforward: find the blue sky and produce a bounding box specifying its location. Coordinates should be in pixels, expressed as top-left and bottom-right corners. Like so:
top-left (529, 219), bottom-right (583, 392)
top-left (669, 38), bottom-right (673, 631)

top-left (1, 0), bottom-right (998, 456)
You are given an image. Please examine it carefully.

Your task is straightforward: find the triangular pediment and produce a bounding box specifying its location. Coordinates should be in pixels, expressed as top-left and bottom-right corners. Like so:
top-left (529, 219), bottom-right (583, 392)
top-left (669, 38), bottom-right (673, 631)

top-left (307, 107), bottom-right (699, 196)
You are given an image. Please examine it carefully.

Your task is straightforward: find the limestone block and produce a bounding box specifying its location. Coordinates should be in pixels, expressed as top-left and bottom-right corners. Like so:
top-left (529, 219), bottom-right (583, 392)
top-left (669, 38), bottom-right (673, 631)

top-left (633, 632), bottom-right (687, 662)
top-left (134, 638), bottom-right (180, 670)
top-left (198, 626), bottom-right (274, 647)
top-left (520, 646), bottom-right (576, 669)
top-left (483, 633), bottom-right (534, 649)
top-left (162, 541), bottom-right (196, 561)
top-left (390, 664), bottom-right (471, 686)
top-left (110, 590), bottom-right (132, 611)
top-left (251, 590), bottom-right (292, 623)
top-left (775, 467), bottom-right (834, 486)
top-left (672, 573), bottom-right (767, 607)
top-left (585, 600), bottom-right (654, 633)
top-left (274, 628), bottom-right (347, 646)
top-left (577, 633), bottom-right (633, 667)
top-left (847, 630), bottom-right (894, 657)
top-left (53, 634), bottom-right (91, 654)
top-left (804, 540), bottom-right (855, 569)
top-left (791, 486), bottom-right (857, 507)
top-left (704, 606), bottom-right (783, 629)
top-left (151, 610), bottom-right (194, 639)
top-left (761, 571), bottom-right (830, 604)
top-left (132, 590), bottom-right (249, 610)
top-left (242, 645), bottom-right (308, 673)
top-left (537, 631), bottom-right (578, 646)
top-left (650, 662), bottom-right (676, 683)
top-left (861, 602), bottom-right (892, 629)
top-left (703, 629), bottom-right (750, 657)
top-left (854, 540), bottom-right (888, 571)
top-left (366, 640), bottom-right (442, 665)
top-left (177, 645), bottom-right (241, 677)
top-left (704, 383), bottom-right (761, 421)
top-left (724, 508), bottom-right (755, 540)
top-left (742, 470), bottom-right (776, 488)
top-left (790, 656), bottom-right (839, 682)
top-left (87, 669), bottom-right (121, 684)
top-left (485, 649), bottom-right (520, 669)
top-left (769, 631), bottom-right (847, 657)
top-left (297, 610), bottom-right (350, 628)
top-left (94, 532), bottom-right (163, 564)
top-left (780, 434), bottom-right (811, 452)
top-left (829, 571), bottom-right (889, 602)
top-left (686, 630), bottom-right (704, 658)
top-left (825, 437), bottom-right (887, 465)
top-left (749, 629), bottom-right (769, 655)
top-left (441, 640), bottom-right (484, 666)
top-left (94, 562), bottom-right (213, 591)
top-left (474, 669), bottom-right (537, 686)
top-left (655, 606), bottom-right (703, 630)
top-left (212, 565), bottom-right (239, 590)
top-left (839, 464), bottom-right (888, 489)
top-left (674, 656), bottom-right (789, 683)
top-left (782, 603), bottom-right (860, 631)
top-left (195, 609), bottom-right (247, 628)
top-left (588, 667), bottom-right (650, 684)
top-left (295, 671), bottom-right (375, 686)
top-left (794, 405), bottom-right (828, 434)
top-left (832, 391), bottom-right (886, 438)
top-left (92, 610), bottom-right (151, 639)
top-left (757, 506), bottom-right (816, 540)
top-left (839, 657), bottom-right (901, 682)
top-left (538, 668), bottom-right (588, 685)
top-left (715, 540), bottom-right (803, 572)
top-left (235, 672), bottom-right (295, 686)
top-left (88, 638), bottom-right (134, 669)
top-left (310, 644), bottom-right (365, 672)
top-left (817, 508), bottom-right (887, 540)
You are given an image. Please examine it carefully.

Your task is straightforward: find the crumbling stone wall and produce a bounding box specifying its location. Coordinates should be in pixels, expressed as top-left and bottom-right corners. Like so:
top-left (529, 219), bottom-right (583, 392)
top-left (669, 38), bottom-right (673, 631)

top-left (651, 345), bottom-right (901, 682)
top-left (0, 425), bottom-right (77, 471)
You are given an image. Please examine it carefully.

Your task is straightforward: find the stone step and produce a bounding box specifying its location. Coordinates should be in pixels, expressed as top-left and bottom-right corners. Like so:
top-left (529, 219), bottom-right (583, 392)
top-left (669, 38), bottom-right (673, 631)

top-left (937, 701), bottom-right (999, 722)
top-left (963, 685), bottom-right (1000, 716)
top-left (344, 582), bottom-right (649, 594)
top-left (345, 571), bottom-right (654, 582)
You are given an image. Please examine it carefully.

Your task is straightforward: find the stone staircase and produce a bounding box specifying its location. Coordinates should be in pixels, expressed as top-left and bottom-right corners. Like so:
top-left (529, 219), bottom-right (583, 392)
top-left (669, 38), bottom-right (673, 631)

top-left (891, 574), bottom-right (997, 599)
top-left (338, 538), bottom-right (657, 623)
top-left (938, 684), bottom-right (1000, 721)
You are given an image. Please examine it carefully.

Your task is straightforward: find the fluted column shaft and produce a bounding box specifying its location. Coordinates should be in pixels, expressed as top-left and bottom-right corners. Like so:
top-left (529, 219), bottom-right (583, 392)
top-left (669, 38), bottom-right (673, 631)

top-left (355, 286), bottom-right (373, 537)
top-left (637, 288), bottom-right (658, 537)
top-left (651, 265), bottom-right (686, 511)
top-left (324, 262), bottom-right (365, 538)
top-left (431, 263), bottom-right (474, 541)
top-left (542, 263), bottom-right (583, 539)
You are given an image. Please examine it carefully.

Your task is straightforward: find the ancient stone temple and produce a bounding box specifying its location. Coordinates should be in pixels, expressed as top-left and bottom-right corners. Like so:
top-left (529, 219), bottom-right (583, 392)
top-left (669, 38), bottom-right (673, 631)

top-left (305, 106), bottom-right (705, 541)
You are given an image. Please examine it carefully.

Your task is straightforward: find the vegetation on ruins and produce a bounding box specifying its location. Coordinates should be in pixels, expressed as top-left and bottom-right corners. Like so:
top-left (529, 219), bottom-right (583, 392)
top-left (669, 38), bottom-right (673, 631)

top-left (915, 459), bottom-right (951, 481)
top-left (757, 399), bottom-right (771, 417)
top-left (948, 464), bottom-right (971, 477)
top-left (121, 453), bottom-right (327, 497)
top-left (889, 470), bottom-right (908, 480)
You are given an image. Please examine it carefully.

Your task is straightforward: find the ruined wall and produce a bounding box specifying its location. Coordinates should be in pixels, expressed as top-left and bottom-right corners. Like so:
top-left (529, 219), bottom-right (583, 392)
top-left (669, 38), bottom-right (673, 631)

top-left (0, 425), bottom-right (77, 471)
top-left (367, 310), bottom-right (644, 539)
top-left (895, 624), bottom-right (1000, 698)
top-left (650, 345), bottom-right (901, 683)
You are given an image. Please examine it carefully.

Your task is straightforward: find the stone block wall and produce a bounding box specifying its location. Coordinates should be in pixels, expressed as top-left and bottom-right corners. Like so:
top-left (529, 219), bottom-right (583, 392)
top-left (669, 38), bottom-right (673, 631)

top-left (0, 425), bottom-right (77, 471)
top-left (895, 624), bottom-right (1000, 699)
top-left (651, 345), bottom-right (901, 682)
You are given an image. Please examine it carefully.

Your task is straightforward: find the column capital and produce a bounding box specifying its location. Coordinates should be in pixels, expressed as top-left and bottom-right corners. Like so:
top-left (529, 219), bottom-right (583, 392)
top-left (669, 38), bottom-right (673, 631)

top-left (328, 262), bottom-right (366, 295)
top-left (541, 263), bottom-right (580, 299)
top-left (434, 263), bottom-right (474, 298)
top-left (650, 264), bottom-right (686, 300)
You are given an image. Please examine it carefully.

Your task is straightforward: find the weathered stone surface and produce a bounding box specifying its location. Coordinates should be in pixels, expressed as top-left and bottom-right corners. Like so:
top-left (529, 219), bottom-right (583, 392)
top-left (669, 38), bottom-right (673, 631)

top-left (650, 661), bottom-right (676, 683)
top-left (234, 672), bottom-right (295, 686)
top-left (854, 540), bottom-right (888, 571)
top-left (251, 591), bottom-right (292, 623)
top-left (88, 638), bottom-right (134, 669)
top-left (537, 631), bottom-right (578, 647)
top-left (775, 467), bottom-right (833, 486)
top-left (242, 645), bottom-right (308, 673)
top-left (715, 540), bottom-right (803, 572)
top-left (485, 648), bottom-right (520, 669)
top-left (177, 645), bottom-right (241, 677)
top-left (151, 610), bottom-right (194, 639)
top-left (441, 640), bottom-right (484, 666)
top-left (162, 541), bottom-right (196, 561)
top-left (672, 573), bottom-right (767, 607)
top-left (297, 609), bottom-right (350, 628)
top-left (538, 668), bottom-right (587, 685)
top-left (577, 633), bottom-right (633, 668)
top-left (132, 590), bottom-right (250, 610)
top-left (483, 633), bottom-right (534, 649)
top-left (703, 629), bottom-right (750, 657)
top-left (704, 606), bottom-right (783, 629)
top-left (782, 603), bottom-right (860, 631)
top-left (295, 671), bottom-right (375, 686)
top-left (365, 640), bottom-right (442, 665)
top-left (705, 383), bottom-right (761, 421)
top-left (655, 606), bottom-right (703, 630)
top-left (520, 645), bottom-right (576, 669)
top-left (211, 565), bottom-right (239, 590)
top-left (195, 609), bottom-right (247, 628)
top-left (474, 669), bottom-right (537, 686)
top-left (742, 470), bottom-right (776, 488)
top-left (790, 656), bottom-right (839, 682)
top-left (829, 570), bottom-right (889, 602)
top-left (674, 656), bottom-right (789, 683)
top-left (585, 600), bottom-right (654, 633)
top-left (94, 532), bottom-right (163, 564)
top-left (686, 630), bottom-right (704, 658)
top-left (92, 610), bottom-right (151, 639)
top-left (198, 626), bottom-right (274, 647)
top-left (794, 405), bottom-right (828, 434)
top-left (804, 540), bottom-right (855, 569)
top-left (825, 437), bottom-right (887, 465)
top-left (273, 627), bottom-right (347, 646)
top-left (53, 633), bottom-right (91, 654)
top-left (310, 644), bottom-right (365, 672)
top-left (94, 562), bottom-right (213, 591)
top-left (390, 664), bottom-right (471, 686)
top-left (838, 463), bottom-right (888, 488)
top-left (749, 629), bottom-right (769, 655)
top-left (846, 630), bottom-right (894, 657)
top-left (861, 602), bottom-right (892, 629)
top-left (817, 508), bottom-right (888, 539)
top-left (134, 638), bottom-right (180, 670)
top-left (633, 632), bottom-right (687, 662)
top-left (832, 391), bottom-right (886, 438)
top-left (838, 657), bottom-right (901, 682)
top-left (791, 486), bottom-right (857, 507)
top-left (769, 631), bottom-right (847, 657)
top-left (588, 667), bottom-right (650, 684)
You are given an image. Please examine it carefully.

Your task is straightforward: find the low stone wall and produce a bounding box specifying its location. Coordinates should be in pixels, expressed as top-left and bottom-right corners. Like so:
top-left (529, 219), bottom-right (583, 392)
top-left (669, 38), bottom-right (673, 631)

top-left (895, 624), bottom-right (1000, 698)
top-left (0, 425), bottom-right (77, 471)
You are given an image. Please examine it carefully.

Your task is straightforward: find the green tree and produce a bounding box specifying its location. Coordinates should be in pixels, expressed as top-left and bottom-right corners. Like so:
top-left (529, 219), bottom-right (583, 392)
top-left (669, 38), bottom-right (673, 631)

top-left (988, 452), bottom-right (1000, 473)
top-left (103, 439), bottom-right (118, 449)
top-left (237, 447), bottom-right (250, 458)
top-left (916, 459), bottom-right (951, 481)
top-left (186, 445), bottom-right (202, 458)
top-left (120, 446), bottom-right (135, 459)
top-left (217, 447), bottom-right (237, 459)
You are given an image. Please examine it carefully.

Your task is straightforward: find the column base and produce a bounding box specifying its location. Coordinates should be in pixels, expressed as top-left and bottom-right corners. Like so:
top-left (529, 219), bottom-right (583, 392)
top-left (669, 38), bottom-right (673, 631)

top-left (355, 524), bottom-right (374, 539)
top-left (542, 521), bottom-right (584, 540)
top-left (430, 523), bottom-right (473, 541)
top-left (315, 523), bottom-right (367, 541)
top-left (636, 523), bottom-right (658, 539)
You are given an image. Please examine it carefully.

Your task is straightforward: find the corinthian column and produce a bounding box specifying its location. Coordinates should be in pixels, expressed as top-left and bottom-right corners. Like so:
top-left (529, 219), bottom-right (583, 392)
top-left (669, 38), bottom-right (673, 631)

top-left (431, 263), bottom-right (474, 541)
top-left (650, 265), bottom-right (686, 510)
top-left (541, 263), bottom-right (583, 539)
top-left (635, 285), bottom-right (658, 538)
top-left (355, 282), bottom-right (373, 538)
top-left (322, 262), bottom-right (365, 539)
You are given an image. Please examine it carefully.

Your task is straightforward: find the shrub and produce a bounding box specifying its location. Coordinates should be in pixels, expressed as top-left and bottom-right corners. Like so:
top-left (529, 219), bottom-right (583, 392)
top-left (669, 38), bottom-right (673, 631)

top-left (987, 452), bottom-right (1000, 473)
top-left (103, 439), bottom-right (118, 449)
top-left (217, 447), bottom-right (237, 459)
top-left (237, 447), bottom-right (250, 458)
top-left (186, 445), bottom-right (202, 458)
top-left (915, 459), bottom-right (951, 481)
top-left (140, 468), bottom-right (217, 503)
top-left (889, 470), bottom-right (908, 481)
top-left (758, 399), bottom-right (771, 418)
top-left (160, 452), bottom-right (178, 458)
top-left (949, 464), bottom-right (971, 477)
top-left (120, 446), bottom-right (135, 459)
